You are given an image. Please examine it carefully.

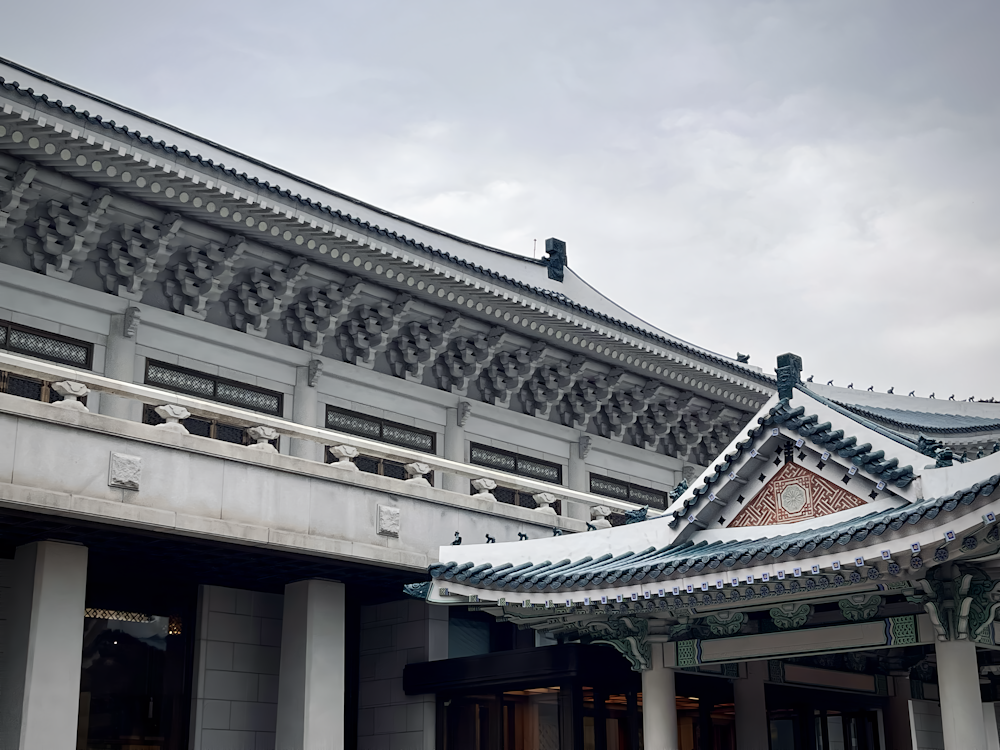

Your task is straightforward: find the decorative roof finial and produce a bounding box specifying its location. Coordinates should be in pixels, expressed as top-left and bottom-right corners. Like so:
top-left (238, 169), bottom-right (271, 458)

top-left (775, 353), bottom-right (803, 400)
top-left (543, 238), bottom-right (566, 282)
top-left (888, 387), bottom-right (894, 394)
top-left (736, 352), bottom-right (750, 363)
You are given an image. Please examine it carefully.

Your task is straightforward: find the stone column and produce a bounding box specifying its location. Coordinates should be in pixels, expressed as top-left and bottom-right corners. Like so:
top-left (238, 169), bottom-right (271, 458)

top-left (734, 660), bottom-right (770, 750)
top-left (276, 579), bottom-right (346, 750)
top-left (564, 434), bottom-right (591, 522)
top-left (0, 541), bottom-right (89, 750)
top-left (642, 643), bottom-right (678, 750)
top-left (290, 360), bottom-right (322, 461)
top-left (442, 402), bottom-right (468, 494)
top-left (100, 306), bottom-right (141, 421)
top-left (936, 638), bottom-right (988, 749)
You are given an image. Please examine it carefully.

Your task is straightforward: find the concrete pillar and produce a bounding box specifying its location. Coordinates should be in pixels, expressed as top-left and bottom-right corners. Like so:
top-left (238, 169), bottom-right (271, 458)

top-left (0, 541), bottom-right (88, 750)
top-left (564, 434), bottom-right (591, 522)
top-left (100, 306), bottom-right (140, 421)
top-left (642, 643), bottom-right (678, 750)
top-left (734, 661), bottom-right (770, 750)
top-left (290, 362), bottom-right (322, 461)
top-left (936, 638), bottom-right (988, 749)
top-left (276, 579), bottom-right (346, 750)
top-left (442, 405), bottom-right (466, 494)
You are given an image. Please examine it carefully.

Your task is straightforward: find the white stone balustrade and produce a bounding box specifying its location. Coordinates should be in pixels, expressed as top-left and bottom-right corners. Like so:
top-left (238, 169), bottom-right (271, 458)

top-left (329, 444), bottom-right (360, 470)
top-left (471, 478), bottom-right (498, 501)
top-left (247, 426), bottom-right (279, 453)
top-left (404, 462), bottom-right (433, 486)
top-left (534, 492), bottom-right (558, 515)
top-left (0, 350), bottom-right (659, 521)
top-left (51, 380), bottom-right (89, 411)
top-left (153, 404), bottom-right (190, 434)
top-left (591, 505), bottom-right (612, 529)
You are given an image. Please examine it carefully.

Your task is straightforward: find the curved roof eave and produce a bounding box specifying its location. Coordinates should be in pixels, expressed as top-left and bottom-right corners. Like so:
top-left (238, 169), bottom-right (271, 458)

top-left (0, 56), bottom-right (771, 386)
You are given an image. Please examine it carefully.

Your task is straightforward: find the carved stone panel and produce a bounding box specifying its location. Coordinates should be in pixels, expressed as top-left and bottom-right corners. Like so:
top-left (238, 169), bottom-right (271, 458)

top-left (729, 462), bottom-right (867, 527)
top-left (108, 452), bottom-right (142, 491)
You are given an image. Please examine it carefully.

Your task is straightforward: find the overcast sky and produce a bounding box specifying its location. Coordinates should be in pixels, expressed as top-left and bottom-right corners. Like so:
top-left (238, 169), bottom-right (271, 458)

top-left (5, 1), bottom-right (999, 398)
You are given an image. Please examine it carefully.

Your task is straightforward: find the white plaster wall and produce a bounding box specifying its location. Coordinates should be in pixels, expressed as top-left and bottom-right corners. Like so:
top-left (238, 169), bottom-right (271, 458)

top-left (190, 585), bottom-right (284, 750)
top-left (357, 599), bottom-right (446, 750)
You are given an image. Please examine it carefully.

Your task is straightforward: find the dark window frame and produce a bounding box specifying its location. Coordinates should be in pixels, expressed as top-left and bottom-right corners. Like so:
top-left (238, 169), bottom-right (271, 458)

top-left (324, 406), bottom-right (437, 454)
top-left (0, 321), bottom-right (93, 369)
top-left (469, 443), bottom-right (563, 514)
top-left (469, 443), bottom-right (563, 485)
top-left (324, 406), bottom-right (437, 485)
top-left (589, 473), bottom-right (668, 510)
top-left (144, 360), bottom-right (283, 417)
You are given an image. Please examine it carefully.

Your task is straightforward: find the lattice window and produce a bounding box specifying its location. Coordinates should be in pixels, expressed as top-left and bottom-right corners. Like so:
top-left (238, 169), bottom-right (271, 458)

top-left (469, 444), bottom-right (562, 514)
top-left (0, 322), bottom-right (92, 368)
top-left (85, 608), bottom-right (182, 635)
top-left (325, 407), bottom-right (436, 453)
top-left (470, 444), bottom-right (562, 484)
top-left (145, 360), bottom-right (282, 416)
top-left (589, 473), bottom-right (667, 510)
top-left (324, 407), bottom-right (436, 484)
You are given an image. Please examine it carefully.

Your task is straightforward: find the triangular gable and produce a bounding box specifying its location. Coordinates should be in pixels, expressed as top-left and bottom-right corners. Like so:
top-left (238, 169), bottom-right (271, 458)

top-left (729, 462), bottom-right (867, 527)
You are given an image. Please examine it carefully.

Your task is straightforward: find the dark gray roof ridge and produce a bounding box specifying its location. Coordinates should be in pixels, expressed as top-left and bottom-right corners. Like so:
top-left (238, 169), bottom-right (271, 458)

top-left (835, 401), bottom-right (1000, 436)
top-left (0, 59), bottom-right (772, 385)
top-left (431, 471), bottom-right (1000, 592)
top-left (799, 385), bottom-right (919, 451)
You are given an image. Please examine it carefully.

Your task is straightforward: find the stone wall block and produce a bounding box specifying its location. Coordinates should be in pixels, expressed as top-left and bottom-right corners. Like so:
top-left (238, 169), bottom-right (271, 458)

top-left (205, 670), bottom-right (260, 702)
top-left (208, 612), bottom-right (262, 645)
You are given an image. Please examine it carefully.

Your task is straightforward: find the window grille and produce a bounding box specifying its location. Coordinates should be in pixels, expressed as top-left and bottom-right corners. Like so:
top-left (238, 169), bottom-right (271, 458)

top-left (469, 444), bottom-right (562, 514)
top-left (145, 361), bottom-right (282, 416)
top-left (326, 407), bottom-right (435, 453)
top-left (589, 473), bottom-right (667, 510)
top-left (0, 322), bottom-right (92, 368)
top-left (324, 407), bottom-right (436, 484)
top-left (84, 608), bottom-right (182, 635)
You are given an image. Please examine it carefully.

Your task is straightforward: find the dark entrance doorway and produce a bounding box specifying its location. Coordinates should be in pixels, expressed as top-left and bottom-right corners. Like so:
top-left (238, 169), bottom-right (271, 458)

top-left (404, 643), bottom-right (735, 750)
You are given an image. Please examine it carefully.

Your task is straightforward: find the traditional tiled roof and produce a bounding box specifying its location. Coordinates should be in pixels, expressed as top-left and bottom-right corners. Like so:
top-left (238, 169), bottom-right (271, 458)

top-left (0, 63), bottom-right (772, 385)
top-left (429, 474), bottom-right (999, 593)
top-left (667, 389), bottom-right (917, 525)
top-left (836, 402), bottom-right (1000, 435)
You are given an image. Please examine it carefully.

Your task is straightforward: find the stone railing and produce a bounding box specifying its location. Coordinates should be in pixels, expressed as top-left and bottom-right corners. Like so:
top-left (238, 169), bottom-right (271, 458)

top-left (0, 351), bottom-right (663, 521)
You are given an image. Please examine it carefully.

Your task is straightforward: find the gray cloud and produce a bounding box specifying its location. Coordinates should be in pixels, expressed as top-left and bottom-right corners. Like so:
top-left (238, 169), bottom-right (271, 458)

top-left (5, 0), bottom-right (1000, 397)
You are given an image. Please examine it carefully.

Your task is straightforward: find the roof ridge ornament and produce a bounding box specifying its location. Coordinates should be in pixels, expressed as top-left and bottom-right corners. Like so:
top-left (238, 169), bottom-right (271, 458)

top-left (775, 352), bottom-right (803, 400)
top-left (543, 237), bottom-right (566, 282)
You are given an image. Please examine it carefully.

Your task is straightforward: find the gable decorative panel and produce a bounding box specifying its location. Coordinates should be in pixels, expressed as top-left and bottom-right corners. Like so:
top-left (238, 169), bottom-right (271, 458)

top-left (729, 462), bottom-right (867, 527)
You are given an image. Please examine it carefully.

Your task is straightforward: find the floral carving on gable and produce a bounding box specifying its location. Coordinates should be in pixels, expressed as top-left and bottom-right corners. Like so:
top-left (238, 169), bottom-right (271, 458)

top-left (728, 462), bottom-right (867, 527)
